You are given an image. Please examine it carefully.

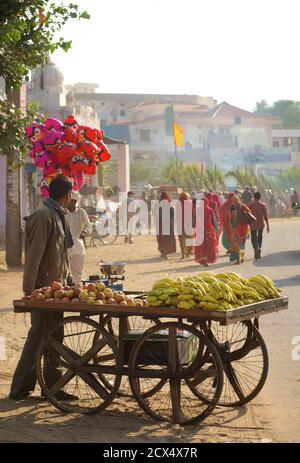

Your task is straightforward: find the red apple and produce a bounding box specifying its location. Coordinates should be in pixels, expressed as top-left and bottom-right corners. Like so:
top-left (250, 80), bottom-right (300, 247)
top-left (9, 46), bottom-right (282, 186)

top-left (45, 298), bottom-right (53, 302)
top-left (52, 297), bottom-right (62, 303)
top-left (71, 298), bottom-right (80, 304)
top-left (107, 298), bottom-right (117, 305)
top-left (61, 297), bottom-right (70, 303)
top-left (51, 281), bottom-right (63, 291)
top-left (73, 288), bottom-right (82, 298)
top-left (96, 292), bottom-right (105, 301)
top-left (87, 283), bottom-right (97, 292)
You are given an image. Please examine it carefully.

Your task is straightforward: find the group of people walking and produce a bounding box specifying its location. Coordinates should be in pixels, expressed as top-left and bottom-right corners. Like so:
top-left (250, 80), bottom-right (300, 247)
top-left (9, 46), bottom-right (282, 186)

top-left (155, 188), bottom-right (270, 266)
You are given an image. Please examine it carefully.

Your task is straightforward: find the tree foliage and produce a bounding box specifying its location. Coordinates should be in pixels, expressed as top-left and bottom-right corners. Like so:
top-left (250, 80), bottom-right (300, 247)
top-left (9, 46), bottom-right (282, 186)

top-left (0, 0), bottom-right (90, 90)
top-left (0, 99), bottom-right (43, 165)
top-left (254, 99), bottom-right (300, 128)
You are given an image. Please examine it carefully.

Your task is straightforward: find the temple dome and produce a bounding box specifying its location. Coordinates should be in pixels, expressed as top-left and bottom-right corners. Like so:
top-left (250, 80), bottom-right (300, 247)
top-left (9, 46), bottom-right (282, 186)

top-left (31, 55), bottom-right (64, 92)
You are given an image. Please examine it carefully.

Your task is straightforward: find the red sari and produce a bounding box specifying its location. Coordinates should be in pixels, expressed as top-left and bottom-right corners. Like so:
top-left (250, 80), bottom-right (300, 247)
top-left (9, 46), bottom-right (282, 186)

top-left (194, 198), bottom-right (218, 265)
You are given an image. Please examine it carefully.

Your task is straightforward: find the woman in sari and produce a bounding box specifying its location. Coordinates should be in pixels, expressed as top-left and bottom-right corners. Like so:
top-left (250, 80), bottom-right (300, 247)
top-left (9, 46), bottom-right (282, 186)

top-left (194, 197), bottom-right (218, 266)
top-left (228, 196), bottom-right (250, 264)
top-left (155, 191), bottom-right (176, 259)
top-left (176, 191), bottom-right (193, 259)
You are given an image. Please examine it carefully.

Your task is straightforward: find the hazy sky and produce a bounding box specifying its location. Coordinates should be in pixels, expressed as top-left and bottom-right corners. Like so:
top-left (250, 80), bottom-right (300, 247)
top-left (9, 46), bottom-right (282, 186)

top-left (53, 0), bottom-right (300, 111)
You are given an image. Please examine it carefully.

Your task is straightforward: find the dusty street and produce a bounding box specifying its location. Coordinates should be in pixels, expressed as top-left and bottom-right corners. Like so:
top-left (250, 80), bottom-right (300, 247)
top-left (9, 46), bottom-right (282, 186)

top-left (0, 218), bottom-right (299, 443)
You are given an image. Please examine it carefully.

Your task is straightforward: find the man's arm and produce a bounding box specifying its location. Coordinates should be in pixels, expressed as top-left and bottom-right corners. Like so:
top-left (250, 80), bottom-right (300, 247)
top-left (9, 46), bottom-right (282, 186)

top-left (80, 209), bottom-right (93, 237)
top-left (23, 212), bottom-right (52, 295)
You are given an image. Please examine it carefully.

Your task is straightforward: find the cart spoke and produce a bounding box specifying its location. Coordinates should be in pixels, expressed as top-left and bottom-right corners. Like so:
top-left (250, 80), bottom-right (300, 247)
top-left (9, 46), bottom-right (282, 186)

top-left (77, 371), bottom-right (110, 401)
top-left (48, 370), bottom-right (76, 397)
top-left (48, 337), bottom-right (78, 365)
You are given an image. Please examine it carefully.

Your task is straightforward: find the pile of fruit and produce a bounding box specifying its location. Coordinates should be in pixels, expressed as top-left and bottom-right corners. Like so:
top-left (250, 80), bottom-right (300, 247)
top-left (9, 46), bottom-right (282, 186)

top-left (146, 272), bottom-right (281, 311)
top-left (23, 281), bottom-right (147, 307)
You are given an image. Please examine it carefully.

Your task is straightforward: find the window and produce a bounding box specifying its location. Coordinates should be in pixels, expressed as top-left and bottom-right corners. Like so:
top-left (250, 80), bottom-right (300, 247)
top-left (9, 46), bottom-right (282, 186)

top-left (273, 141), bottom-right (280, 147)
top-left (283, 137), bottom-right (289, 147)
top-left (234, 136), bottom-right (239, 147)
top-left (120, 110), bottom-right (126, 117)
top-left (234, 116), bottom-right (242, 125)
top-left (140, 129), bottom-right (151, 142)
top-left (101, 102), bottom-right (105, 106)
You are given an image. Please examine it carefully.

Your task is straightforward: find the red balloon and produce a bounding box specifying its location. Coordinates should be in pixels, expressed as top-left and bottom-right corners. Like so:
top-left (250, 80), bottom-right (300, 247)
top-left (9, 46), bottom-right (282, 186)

top-left (68, 153), bottom-right (91, 173)
top-left (77, 125), bottom-right (97, 143)
top-left (97, 141), bottom-right (111, 162)
top-left (63, 127), bottom-right (78, 144)
top-left (55, 142), bottom-right (77, 165)
top-left (79, 140), bottom-right (100, 160)
top-left (64, 115), bottom-right (79, 131)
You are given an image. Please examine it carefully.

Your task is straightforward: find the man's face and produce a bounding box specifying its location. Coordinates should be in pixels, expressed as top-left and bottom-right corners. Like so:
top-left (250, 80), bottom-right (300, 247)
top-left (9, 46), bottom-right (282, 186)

top-left (68, 199), bottom-right (77, 211)
top-left (61, 190), bottom-right (72, 208)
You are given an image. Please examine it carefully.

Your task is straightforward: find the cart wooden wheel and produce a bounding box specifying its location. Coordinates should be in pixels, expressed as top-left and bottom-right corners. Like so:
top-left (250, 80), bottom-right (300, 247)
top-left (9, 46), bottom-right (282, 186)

top-left (128, 321), bottom-right (224, 424)
top-left (36, 316), bottom-right (121, 414)
top-left (95, 315), bottom-right (161, 397)
top-left (202, 320), bottom-right (269, 407)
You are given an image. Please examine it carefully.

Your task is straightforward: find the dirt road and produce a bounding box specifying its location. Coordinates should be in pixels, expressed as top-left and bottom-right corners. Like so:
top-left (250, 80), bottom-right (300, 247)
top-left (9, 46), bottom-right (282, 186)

top-left (0, 218), bottom-right (299, 442)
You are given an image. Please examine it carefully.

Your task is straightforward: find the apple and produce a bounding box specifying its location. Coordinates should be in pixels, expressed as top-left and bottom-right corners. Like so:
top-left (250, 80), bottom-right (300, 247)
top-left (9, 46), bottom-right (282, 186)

top-left (96, 282), bottom-right (106, 292)
top-left (104, 287), bottom-right (113, 296)
top-left (53, 289), bottom-right (66, 298)
top-left (88, 291), bottom-right (96, 299)
top-left (96, 292), bottom-right (105, 301)
top-left (71, 298), bottom-right (80, 304)
top-left (44, 298), bottom-right (53, 302)
top-left (52, 297), bottom-right (62, 303)
top-left (119, 300), bottom-right (127, 306)
top-left (94, 300), bottom-right (103, 305)
top-left (51, 281), bottom-right (63, 291)
top-left (61, 297), bottom-right (70, 303)
top-left (87, 297), bottom-right (96, 304)
top-left (73, 288), bottom-right (82, 298)
top-left (107, 298), bottom-right (117, 305)
top-left (87, 283), bottom-right (96, 292)
top-left (79, 291), bottom-right (89, 300)
top-left (105, 292), bottom-right (114, 300)
top-left (44, 288), bottom-right (53, 299)
top-left (115, 293), bottom-right (125, 303)
top-left (36, 293), bottom-right (46, 301)
top-left (66, 289), bottom-right (75, 299)
top-left (22, 295), bottom-right (31, 301)
top-left (32, 289), bottom-right (42, 297)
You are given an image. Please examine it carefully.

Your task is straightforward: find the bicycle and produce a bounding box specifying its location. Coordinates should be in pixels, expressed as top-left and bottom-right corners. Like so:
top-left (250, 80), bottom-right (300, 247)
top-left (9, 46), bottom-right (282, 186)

top-left (85, 213), bottom-right (119, 247)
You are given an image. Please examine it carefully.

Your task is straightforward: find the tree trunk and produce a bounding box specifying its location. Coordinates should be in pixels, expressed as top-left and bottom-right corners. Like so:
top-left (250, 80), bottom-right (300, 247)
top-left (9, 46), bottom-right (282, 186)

top-left (5, 89), bottom-right (23, 268)
top-left (6, 162), bottom-right (22, 267)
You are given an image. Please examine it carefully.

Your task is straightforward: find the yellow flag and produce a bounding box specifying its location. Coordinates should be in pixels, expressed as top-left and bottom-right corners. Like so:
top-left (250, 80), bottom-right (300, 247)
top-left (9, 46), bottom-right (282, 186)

top-left (173, 121), bottom-right (184, 147)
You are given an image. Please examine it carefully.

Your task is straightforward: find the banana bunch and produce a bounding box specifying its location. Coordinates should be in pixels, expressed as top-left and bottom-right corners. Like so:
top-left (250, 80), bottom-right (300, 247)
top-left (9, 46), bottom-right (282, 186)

top-left (146, 276), bottom-right (209, 309)
top-left (245, 274), bottom-right (281, 299)
top-left (146, 272), bottom-right (281, 311)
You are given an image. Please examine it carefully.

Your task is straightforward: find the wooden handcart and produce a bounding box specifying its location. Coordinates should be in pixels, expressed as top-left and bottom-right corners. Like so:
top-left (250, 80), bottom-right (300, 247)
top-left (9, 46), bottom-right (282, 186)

top-left (13, 295), bottom-right (288, 425)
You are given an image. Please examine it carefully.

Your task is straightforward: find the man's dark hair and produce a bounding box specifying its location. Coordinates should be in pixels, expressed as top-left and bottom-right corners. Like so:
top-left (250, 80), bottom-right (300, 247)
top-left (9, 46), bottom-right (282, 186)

top-left (49, 175), bottom-right (73, 200)
top-left (127, 191), bottom-right (134, 196)
top-left (254, 192), bottom-right (261, 200)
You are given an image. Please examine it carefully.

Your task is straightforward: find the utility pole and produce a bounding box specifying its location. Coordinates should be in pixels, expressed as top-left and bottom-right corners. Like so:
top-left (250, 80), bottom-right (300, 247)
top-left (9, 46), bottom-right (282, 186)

top-left (5, 86), bottom-right (26, 268)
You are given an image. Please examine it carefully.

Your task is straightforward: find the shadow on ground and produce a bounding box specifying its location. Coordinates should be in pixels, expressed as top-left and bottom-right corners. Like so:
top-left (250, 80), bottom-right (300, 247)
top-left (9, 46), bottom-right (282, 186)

top-left (0, 396), bottom-right (250, 443)
top-left (253, 251), bottom-right (300, 267)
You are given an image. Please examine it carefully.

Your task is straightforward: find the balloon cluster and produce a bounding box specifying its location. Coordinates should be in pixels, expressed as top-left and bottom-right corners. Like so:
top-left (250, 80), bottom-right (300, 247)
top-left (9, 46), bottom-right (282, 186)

top-left (25, 116), bottom-right (111, 197)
